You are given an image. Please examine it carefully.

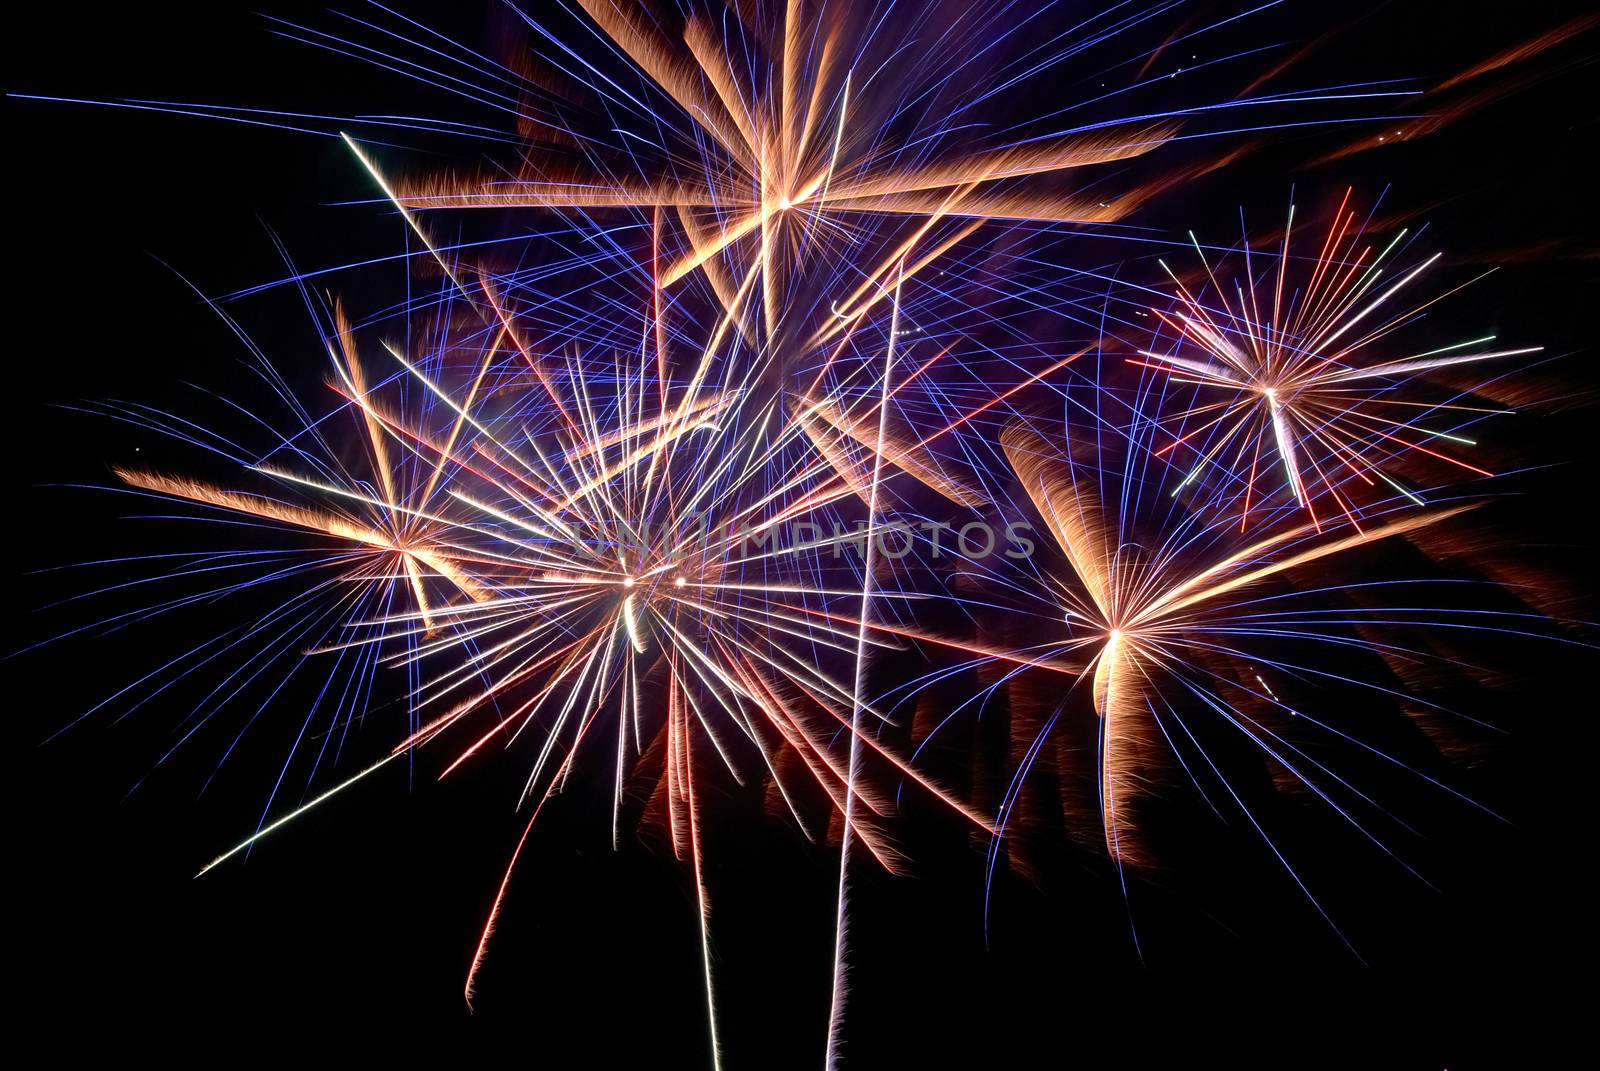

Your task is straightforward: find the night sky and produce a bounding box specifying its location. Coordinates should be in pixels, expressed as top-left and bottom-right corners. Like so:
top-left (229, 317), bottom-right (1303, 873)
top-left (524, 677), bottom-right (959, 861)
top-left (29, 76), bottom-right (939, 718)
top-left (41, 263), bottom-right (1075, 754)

top-left (9, 1), bottom-right (1597, 1063)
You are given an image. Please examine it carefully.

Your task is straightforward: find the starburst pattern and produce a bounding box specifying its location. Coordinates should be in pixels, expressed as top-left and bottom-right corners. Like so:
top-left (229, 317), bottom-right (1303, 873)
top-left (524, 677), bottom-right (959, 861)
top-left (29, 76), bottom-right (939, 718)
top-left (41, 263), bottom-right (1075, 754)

top-left (15, 0), bottom-right (1585, 1061)
top-left (1136, 190), bottom-right (1542, 528)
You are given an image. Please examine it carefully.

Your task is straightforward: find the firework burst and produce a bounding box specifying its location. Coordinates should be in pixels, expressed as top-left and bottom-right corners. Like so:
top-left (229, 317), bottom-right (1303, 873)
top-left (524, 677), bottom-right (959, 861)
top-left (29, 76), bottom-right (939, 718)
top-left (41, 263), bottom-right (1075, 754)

top-left (846, 380), bottom-right (1572, 965)
top-left (104, 235), bottom-right (1008, 1051)
top-left (1136, 190), bottom-right (1543, 529)
top-left (14, 0), bottom-right (1588, 1060)
top-left (385, 0), bottom-right (1171, 347)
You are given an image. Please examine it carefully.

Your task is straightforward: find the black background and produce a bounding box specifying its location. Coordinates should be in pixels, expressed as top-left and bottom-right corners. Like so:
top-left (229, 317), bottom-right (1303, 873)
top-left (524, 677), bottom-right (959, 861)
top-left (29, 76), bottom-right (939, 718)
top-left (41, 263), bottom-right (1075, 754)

top-left (8, 2), bottom-right (1597, 1064)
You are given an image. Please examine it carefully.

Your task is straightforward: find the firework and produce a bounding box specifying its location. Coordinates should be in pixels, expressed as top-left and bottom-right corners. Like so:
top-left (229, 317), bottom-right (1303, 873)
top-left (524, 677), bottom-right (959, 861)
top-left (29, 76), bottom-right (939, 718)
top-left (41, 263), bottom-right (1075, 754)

top-left (1135, 190), bottom-right (1542, 529)
top-left (15, 0), bottom-right (1584, 1059)
top-left (384, 0), bottom-right (1166, 347)
top-left (840, 385), bottom-right (1570, 963)
top-left (105, 230), bottom-right (1010, 1055)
